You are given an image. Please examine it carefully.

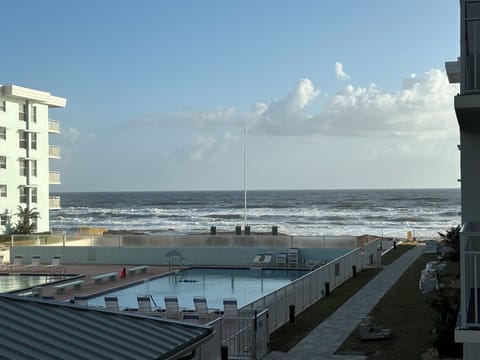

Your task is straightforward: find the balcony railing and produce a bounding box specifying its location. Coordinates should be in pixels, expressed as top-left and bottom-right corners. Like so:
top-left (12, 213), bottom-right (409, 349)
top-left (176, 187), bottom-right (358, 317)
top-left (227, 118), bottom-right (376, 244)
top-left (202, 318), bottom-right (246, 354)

top-left (48, 145), bottom-right (61, 159)
top-left (49, 171), bottom-right (61, 184)
top-left (49, 196), bottom-right (61, 210)
top-left (48, 119), bottom-right (60, 133)
top-left (459, 223), bottom-right (480, 329)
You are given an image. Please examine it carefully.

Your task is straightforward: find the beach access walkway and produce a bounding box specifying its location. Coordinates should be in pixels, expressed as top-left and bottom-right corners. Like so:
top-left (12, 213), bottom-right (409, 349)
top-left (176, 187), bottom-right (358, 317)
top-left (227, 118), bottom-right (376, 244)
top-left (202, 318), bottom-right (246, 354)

top-left (264, 244), bottom-right (424, 360)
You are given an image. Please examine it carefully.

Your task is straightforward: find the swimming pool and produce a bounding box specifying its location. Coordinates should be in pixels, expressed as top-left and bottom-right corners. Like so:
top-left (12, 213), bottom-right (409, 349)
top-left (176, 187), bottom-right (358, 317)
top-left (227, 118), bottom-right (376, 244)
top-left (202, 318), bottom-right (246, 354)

top-left (0, 274), bottom-right (67, 293)
top-left (88, 267), bottom-right (309, 310)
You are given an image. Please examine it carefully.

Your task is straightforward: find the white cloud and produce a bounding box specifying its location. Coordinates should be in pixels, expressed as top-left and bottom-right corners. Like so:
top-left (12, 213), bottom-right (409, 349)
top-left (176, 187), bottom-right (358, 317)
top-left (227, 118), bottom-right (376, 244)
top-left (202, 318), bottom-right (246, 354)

top-left (126, 66), bottom-right (459, 163)
top-left (320, 69), bottom-right (458, 139)
top-left (60, 127), bottom-right (81, 143)
top-left (335, 62), bottom-right (350, 81)
top-left (252, 78), bottom-right (320, 135)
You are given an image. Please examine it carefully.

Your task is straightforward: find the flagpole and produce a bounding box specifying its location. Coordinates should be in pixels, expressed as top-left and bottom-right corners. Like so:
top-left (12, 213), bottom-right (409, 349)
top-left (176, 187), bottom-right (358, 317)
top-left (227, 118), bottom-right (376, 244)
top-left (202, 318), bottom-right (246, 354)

top-left (243, 128), bottom-right (247, 228)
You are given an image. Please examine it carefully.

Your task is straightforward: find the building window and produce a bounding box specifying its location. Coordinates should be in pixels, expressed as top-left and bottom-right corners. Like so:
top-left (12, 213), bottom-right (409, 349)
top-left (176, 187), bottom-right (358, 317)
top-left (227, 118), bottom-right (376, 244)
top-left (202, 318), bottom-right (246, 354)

top-left (0, 156), bottom-right (5, 169)
top-left (19, 186), bottom-right (27, 203)
top-left (0, 127), bottom-right (5, 140)
top-left (31, 187), bottom-right (37, 203)
top-left (0, 185), bottom-right (6, 197)
top-left (19, 104), bottom-right (26, 121)
top-left (335, 263), bottom-right (340, 277)
top-left (19, 130), bottom-right (26, 148)
top-left (0, 215), bottom-right (6, 226)
top-left (31, 160), bottom-right (37, 176)
top-left (0, 101), bottom-right (5, 112)
top-left (32, 106), bottom-right (37, 123)
top-left (31, 133), bottom-right (37, 149)
top-left (19, 159), bottom-right (27, 176)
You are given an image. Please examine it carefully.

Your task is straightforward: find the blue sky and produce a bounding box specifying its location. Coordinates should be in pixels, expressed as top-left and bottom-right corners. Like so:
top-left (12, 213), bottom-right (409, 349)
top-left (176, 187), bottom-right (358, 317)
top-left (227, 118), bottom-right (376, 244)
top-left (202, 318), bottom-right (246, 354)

top-left (2, 1), bottom-right (461, 191)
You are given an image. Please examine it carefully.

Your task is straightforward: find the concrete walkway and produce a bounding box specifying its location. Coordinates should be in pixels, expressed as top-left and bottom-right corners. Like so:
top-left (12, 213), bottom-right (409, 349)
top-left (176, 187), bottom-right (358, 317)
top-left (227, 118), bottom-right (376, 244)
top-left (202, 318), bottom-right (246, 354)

top-left (264, 244), bottom-right (424, 360)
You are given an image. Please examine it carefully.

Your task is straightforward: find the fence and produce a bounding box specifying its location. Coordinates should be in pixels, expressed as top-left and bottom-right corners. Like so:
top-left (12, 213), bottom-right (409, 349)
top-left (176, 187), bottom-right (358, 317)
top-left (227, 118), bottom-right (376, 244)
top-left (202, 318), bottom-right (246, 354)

top-left (243, 239), bottom-right (380, 332)
top-left (11, 233), bottom-right (381, 249)
top-left (208, 309), bottom-right (270, 360)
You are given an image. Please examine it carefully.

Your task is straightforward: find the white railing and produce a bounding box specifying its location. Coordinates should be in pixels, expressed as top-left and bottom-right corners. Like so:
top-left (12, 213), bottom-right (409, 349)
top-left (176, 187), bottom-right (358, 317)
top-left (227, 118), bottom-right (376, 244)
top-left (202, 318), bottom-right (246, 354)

top-left (49, 196), bottom-right (61, 210)
top-left (208, 309), bottom-right (269, 360)
top-left (460, 222), bottom-right (480, 329)
top-left (49, 171), bottom-right (61, 184)
top-left (243, 239), bottom-right (380, 332)
top-left (48, 145), bottom-right (61, 159)
top-left (24, 233), bottom-right (370, 249)
top-left (48, 119), bottom-right (60, 133)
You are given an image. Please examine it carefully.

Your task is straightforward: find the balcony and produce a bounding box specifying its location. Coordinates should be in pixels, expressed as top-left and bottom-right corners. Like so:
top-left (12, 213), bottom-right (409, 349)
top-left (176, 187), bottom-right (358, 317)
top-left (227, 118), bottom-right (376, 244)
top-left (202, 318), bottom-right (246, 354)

top-left (48, 119), bottom-right (60, 133)
top-left (456, 223), bottom-right (480, 342)
top-left (49, 171), bottom-right (61, 184)
top-left (49, 196), bottom-right (61, 210)
top-left (48, 145), bottom-right (61, 159)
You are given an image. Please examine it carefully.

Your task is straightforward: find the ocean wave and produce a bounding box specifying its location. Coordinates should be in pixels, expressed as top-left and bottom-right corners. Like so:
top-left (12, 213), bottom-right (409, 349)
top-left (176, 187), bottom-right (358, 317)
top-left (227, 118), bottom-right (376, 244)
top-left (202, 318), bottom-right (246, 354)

top-left (390, 216), bottom-right (428, 223)
top-left (49, 189), bottom-right (461, 238)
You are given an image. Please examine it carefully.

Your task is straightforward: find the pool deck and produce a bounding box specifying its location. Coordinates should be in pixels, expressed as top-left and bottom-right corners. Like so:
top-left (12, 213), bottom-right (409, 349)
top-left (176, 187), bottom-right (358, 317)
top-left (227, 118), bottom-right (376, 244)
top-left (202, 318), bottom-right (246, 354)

top-left (5, 264), bottom-right (180, 301)
top-left (2, 244), bottom-right (423, 359)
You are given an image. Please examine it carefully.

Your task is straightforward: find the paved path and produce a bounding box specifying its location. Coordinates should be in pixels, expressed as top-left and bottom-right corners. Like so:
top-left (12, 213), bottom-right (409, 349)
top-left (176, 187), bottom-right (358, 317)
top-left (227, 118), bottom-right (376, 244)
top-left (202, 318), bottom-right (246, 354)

top-left (264, 245), bottom-right (424, 360)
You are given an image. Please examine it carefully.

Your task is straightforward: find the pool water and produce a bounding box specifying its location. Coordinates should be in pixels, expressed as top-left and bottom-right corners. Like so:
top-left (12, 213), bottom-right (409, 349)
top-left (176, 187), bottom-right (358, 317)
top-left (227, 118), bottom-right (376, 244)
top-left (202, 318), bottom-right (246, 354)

top-left (0, 274), bottom-right (67, 293)
top-left (88, 267), bottom-right (309, 310)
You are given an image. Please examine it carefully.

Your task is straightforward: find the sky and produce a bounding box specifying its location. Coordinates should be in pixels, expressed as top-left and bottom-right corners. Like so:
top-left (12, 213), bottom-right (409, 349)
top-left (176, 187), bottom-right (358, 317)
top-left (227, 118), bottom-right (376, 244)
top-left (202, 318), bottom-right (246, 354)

top-left (2, 1), bottom-right (462, 192)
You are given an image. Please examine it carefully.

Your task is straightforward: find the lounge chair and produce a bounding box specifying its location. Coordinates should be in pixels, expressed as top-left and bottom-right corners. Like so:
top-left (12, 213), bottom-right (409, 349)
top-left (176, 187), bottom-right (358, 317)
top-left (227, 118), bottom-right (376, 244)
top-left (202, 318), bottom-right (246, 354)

top-left (6, 255), bottom-right (24, 270)
top-left (288, 248), bottom-right (299, 267)
top-left (276, 252), bottom-right (287, 267)
top-left (74, 296), bottom-right (88, 306)
top-left (164, 296), bottom-right (185, 320)
top-left (193, 296), bottom-right (218, 322)
top-left (223, 298), bottom-right (238, 317)
top-left (261, 253), bottom-right (273, 266)
top-left (247, 254), bottom-right (264, 266)
top-left (26, 255), bottom-right (41, 269)
top-left (105, 296), bottom-right (120, 311)
top-left (137, 295), bottom-right (154, 313)
top-left (47, 256), bottom-right (62, 268)
top-left (183, 313), bottom-right (200, 323)
top-left (359, 317), bottom-right (392, 341)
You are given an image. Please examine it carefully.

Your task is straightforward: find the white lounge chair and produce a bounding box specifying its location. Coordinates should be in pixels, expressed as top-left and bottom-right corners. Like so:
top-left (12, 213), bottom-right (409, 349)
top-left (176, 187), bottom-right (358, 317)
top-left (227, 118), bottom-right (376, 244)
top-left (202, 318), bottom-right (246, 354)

top-left (47, 256), bottom-right (62, 268)
top-left (74, 296), bottom-right (88, 306)
top-left (276, 252), bottom-right (287, 267)
top-left (27, 255), bottom-right (41, 268)
top-left (359, 317), bottom-right (392, 341)
top-left (6, 255), bottom-right (24, 270)
top-left (137, 295), bottom-right (154, 313)
top-left (105, 296), bottom-right (120, 311)
top-left (261, 253), bottom-right (273, 266)
top-left (223, 298), bottom-right (238, 317)
top-left (183, 313), bottom-right (200, 323)
top-left (164, 296), bottom-right (185, 320)
top-left (288, 248), bottom-right (299, 267)
top-left (247, 254), bottom-right (264, 266)
top-left (193, 296), bottom-right (218, 322)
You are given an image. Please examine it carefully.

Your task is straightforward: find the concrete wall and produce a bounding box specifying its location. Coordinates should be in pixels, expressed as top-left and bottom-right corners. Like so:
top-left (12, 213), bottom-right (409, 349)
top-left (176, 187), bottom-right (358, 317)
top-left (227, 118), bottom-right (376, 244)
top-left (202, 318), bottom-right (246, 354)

top-left (10, 246), bottom-right (350, 267)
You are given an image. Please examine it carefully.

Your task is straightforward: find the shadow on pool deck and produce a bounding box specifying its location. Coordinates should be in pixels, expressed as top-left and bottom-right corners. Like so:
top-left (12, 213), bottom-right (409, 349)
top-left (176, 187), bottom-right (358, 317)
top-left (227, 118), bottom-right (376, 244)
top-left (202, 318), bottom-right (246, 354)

top-left (9, 264), bottom-right (180, 302)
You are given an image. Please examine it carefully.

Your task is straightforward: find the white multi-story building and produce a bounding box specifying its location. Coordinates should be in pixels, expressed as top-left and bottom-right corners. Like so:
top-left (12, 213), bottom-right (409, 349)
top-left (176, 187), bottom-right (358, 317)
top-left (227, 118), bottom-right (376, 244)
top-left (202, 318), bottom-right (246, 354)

top-left (446, 1), bottom-right (480, 358)
top-left (0, 85), bottom-right (66, 234)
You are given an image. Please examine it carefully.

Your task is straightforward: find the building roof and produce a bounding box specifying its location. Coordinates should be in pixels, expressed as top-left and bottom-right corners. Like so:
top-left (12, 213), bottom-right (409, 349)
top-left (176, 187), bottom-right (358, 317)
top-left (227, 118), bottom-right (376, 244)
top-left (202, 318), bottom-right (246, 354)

top-left (0, 84), bottom-right (66, 108)
top-left (0, 294), bottom-right (213, 360)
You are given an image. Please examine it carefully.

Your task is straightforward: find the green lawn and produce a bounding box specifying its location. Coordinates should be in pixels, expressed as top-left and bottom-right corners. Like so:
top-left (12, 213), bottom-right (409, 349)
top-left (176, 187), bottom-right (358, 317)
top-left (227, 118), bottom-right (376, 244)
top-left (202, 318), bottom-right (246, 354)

top-left (336, 252), bottom-right (460, 359)
top-left (269, 244), bottom-right (460, 359)
top-left (269, 244), bottom-right (412, 352)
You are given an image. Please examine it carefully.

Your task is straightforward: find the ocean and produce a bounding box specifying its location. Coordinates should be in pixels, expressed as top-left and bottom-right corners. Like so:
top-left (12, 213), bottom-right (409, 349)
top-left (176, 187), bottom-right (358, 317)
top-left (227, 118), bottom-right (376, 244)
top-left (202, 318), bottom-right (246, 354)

top-left (49, 188), bottom-right (461, 239)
